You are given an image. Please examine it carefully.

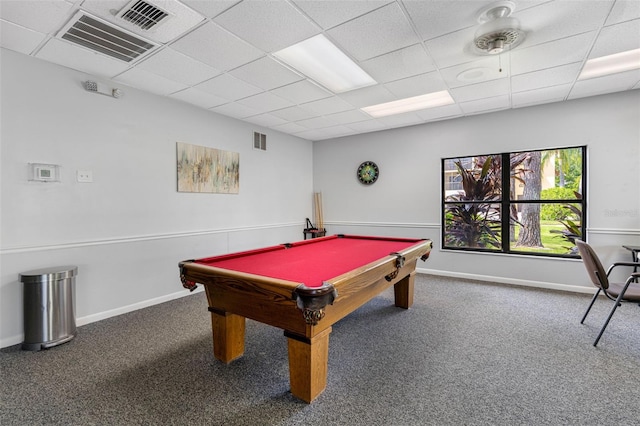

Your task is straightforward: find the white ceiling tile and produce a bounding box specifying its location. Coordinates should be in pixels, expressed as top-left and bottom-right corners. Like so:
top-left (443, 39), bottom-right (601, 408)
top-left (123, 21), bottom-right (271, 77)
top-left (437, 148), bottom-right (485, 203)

top-left (459, 95), bottom-right (510, 114)
top-left (0, 0), bottom-right (74, 33)
top-left (0, 19), bottom-right (46, 55)
top-left (137, 48), bottom-right (221, 86)
top-left (512, 84), bottom-right (571, 108)
top-left (510, 32), bottom-right (595, 75)
top-left (295, 125), bottom-right (355, 140)
top-left (181, 0), bottom-right (241, 18)
top-left (346, 119), bottom-right (387, 133)
top-left (327, 3), bottom-right (420, 61)
top-left (35, 38), bottom-right (129, 78)
top-left (324, 109), bottom-right (371, 125)
top-left (568, 69), bottom-right (640, 100)
top-left (512, 62), bottom-right (582, 93)
top-left (272, 121), bottom-right (309, 133)
top-left (214, 0), bottom-right (320, 52)
top-left (588, 18), bottom-right (640, 59)
top-left (229, 57), bottom-right (303, 91)
top-left (296, 115), bottom-right (338, 129)
top-left (337, 84), bottom-right (395, 108)
top-left (194, 73), bottom-right (262, 101)
top-left (440, 57), bottom-right (511, 89)
top-left (300, 96), bottom-right (355, 115)
top-left (404, 0), bottom-right (487, 41)
top-left (515, 1), bottom-right (613, 49)
top-left (114, 68), bottom-right (189, 96)
top-left (605, 0), bottom-right (640, 25)
top-left (244, 113), bottom-right (289, 128)
top-left (291, 128), bottom-right (325, 140)
top-left (169, 88), bottom-right (228, 109)
top-left (451, 78), bottom-right (510, 103)
top-left (211, 102), bottom-right (261, 119)
top-left (292, 0), bottom-right (392, 30)
top-left (415, 103), bottom-right (464, 121)
top-left (384, 71), bottom-right (448, 99)
top-left (170, 22), bottom-right (264, 71)
top-left (425, 26), bottom-right (480, 69)
top-left (270, 105), bottom-right (316, 121)
top-left (270, 80), bottom-right (332, 104)
top-left (360, 43), bottom-right (435, 84)
top-left (236, 91), bottom-right (294, 112)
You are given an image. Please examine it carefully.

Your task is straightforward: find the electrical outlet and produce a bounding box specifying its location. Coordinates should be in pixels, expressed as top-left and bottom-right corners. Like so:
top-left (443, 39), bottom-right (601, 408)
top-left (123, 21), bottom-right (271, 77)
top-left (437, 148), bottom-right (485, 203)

top-left (77, 170), bottom-right (93, 183)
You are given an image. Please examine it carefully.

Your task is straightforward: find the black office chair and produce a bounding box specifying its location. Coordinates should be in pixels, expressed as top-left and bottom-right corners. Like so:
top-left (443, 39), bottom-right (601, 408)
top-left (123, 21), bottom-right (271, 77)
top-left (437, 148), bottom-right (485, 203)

top-left (576, 240), bottom-right (640, 346)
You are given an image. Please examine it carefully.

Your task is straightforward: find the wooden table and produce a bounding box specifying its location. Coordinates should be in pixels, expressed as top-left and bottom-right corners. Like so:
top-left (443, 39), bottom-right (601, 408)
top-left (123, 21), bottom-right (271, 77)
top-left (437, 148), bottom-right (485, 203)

top-left (179, 234), bottom-right (432, 402)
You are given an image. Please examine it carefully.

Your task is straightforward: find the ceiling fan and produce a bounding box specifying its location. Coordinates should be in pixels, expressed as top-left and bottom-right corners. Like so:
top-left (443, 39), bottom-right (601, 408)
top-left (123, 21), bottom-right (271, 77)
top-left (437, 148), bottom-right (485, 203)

top-left (473, 1), bottom-right (525, 55)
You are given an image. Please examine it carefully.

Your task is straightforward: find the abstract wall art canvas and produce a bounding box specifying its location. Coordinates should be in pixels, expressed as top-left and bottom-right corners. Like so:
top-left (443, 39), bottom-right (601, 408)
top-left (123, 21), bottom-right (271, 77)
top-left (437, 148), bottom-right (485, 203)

top-left (177, 142), bottom-right (239, 194)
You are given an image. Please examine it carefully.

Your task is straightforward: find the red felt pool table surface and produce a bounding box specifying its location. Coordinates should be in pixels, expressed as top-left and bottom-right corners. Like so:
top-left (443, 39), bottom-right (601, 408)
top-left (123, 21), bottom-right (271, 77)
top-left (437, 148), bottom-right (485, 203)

top-left (193, 234), bottom-right (422, 288)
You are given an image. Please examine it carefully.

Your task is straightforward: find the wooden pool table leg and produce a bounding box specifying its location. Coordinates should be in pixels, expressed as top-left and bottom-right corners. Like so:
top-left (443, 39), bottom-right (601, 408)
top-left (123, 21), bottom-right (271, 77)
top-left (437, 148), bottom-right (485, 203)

top-left (394, 271), bottom-right (415, 309)
top-left (285, 327), bottom-right (332, 403)
top-left (210, 309), bottom-right (245, 363)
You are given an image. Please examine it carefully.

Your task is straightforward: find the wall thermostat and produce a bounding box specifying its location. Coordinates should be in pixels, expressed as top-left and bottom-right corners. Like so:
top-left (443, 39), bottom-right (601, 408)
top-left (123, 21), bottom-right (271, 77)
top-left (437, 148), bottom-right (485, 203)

top-left (29, 163), bottom-right (61, 182)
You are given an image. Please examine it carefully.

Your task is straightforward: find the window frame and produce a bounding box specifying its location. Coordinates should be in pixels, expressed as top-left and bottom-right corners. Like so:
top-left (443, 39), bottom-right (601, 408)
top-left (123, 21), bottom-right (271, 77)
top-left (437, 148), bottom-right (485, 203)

top-left (441, 146), bottom-right (587, 258)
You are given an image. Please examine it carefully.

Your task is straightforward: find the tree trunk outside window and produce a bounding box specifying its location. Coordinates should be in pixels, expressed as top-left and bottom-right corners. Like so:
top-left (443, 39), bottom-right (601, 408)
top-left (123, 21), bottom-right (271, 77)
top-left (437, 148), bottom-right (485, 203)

top-left (516, 151), bottom-right (543, 248)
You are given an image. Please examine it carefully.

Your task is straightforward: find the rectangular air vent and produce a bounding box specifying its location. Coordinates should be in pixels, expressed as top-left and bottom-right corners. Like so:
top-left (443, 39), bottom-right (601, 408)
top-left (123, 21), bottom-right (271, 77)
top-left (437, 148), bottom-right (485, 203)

top-left (253, 132), bottom-right (267, 151)
top-left (118, 0), bottom-right (169, 30)
top-left (58, 11), bottom-right (156, 62)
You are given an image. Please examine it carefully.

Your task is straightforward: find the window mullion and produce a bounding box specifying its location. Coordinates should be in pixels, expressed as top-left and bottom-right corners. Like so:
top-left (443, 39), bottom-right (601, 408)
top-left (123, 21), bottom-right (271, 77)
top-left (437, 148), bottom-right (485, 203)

top-left (501, 153), bottom-right (510, 253)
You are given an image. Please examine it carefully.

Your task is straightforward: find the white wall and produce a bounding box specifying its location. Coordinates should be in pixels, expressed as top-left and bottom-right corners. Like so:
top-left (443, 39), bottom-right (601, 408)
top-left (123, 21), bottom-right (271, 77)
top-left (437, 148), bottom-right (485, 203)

top-left (313, 90), bottom-right (640, 291)
top-left (0, 49), bottom-right (314, 347)
top-left (3, 47), bottom-right (639, 349)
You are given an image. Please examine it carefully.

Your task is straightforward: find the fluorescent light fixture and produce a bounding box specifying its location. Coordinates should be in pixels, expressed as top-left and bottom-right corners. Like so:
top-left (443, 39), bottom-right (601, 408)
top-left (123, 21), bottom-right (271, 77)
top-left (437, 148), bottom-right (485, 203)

top-left (578, 48), bottom-right (640, 80)
top-left (361, 91), bottom-right (455, 117)
top-left (273, 34), bottom-right (376, 93)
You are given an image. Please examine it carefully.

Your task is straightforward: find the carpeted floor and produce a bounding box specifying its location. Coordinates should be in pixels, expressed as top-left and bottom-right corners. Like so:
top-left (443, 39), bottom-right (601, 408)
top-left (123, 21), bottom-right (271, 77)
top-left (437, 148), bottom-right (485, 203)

top-left (1, 274), bottom-right (639, 425)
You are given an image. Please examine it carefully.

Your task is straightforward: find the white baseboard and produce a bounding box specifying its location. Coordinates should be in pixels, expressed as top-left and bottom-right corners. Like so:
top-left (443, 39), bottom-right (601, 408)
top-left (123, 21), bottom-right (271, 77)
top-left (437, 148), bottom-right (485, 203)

top-left (76, 287), bottom-right (204, 326)
top-left (0, 287), bottom-right (204, 349)
top-left (417, 267), bottom-right (594, 294)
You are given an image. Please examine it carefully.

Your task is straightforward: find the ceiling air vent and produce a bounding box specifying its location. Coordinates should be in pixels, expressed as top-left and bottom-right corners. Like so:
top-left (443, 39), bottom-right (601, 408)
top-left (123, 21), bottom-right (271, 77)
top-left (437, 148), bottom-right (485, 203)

top-left (57, 11), bottom-right (156, 63)
top-left (118, 0), bottom-right (170, 31)
top-left (254, 132), bottom-right (267, 151)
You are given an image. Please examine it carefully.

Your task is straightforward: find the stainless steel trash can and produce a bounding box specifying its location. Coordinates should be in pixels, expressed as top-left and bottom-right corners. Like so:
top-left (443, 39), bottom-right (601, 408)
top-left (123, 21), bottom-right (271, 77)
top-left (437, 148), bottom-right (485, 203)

top-left (20, 266), bottom-right (78, 351)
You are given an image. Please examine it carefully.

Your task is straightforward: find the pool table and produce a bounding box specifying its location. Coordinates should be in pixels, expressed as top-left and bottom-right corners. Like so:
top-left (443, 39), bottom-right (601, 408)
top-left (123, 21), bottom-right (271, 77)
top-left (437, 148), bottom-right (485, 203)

top-left (179, 234), bottom-right (432, 402)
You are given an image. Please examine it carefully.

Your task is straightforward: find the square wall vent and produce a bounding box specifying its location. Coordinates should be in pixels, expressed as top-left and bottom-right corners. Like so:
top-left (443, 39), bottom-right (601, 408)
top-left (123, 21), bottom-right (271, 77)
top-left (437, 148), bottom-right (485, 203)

top-left (254, 132), bottom-right (267, 151)
top-left (57, 11), bottom-right (157, 63)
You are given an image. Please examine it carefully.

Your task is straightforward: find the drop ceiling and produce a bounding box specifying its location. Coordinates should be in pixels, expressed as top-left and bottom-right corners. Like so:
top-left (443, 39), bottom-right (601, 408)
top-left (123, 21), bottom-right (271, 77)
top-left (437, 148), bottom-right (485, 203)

top-left (1, 0), bottom-right (639, 141)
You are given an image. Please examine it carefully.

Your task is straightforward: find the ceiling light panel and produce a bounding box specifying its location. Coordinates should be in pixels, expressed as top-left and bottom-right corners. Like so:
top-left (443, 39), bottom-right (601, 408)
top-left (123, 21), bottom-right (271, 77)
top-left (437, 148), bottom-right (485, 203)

top-left (579, 48), bottom-right (640, 80)
top-left (362, 91), bottom-right (455, 117)
top-left (273, 34), bottom-right (376, 93)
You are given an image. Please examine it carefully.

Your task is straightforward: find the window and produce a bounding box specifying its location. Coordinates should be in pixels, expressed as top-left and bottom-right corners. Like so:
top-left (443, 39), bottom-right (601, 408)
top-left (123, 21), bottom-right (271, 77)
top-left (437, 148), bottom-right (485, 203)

top-left (442, 147), bottom-right (586, 257)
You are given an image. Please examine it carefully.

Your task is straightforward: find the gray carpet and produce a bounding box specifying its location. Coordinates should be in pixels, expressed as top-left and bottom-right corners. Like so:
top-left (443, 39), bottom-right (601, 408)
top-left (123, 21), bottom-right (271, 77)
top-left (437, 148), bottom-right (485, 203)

top-left (1, 274), bottom-right (639, 425)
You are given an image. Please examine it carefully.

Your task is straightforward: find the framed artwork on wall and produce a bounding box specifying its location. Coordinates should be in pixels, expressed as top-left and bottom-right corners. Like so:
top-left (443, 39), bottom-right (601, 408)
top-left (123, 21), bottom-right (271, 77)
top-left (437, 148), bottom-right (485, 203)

top-left (176, 142), bottom-right (239, 194)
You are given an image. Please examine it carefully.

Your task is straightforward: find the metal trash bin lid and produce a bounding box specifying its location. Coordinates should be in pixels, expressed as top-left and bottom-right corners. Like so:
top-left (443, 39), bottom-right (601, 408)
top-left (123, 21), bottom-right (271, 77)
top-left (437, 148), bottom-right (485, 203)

top-left (19, 266), bottom-right (78, 283)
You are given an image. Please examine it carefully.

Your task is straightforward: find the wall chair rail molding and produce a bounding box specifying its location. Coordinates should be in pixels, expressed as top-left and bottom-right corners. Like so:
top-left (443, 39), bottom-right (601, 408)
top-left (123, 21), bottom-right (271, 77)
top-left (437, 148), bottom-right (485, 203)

top-left (0, 222), bottom-right (302, 254)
